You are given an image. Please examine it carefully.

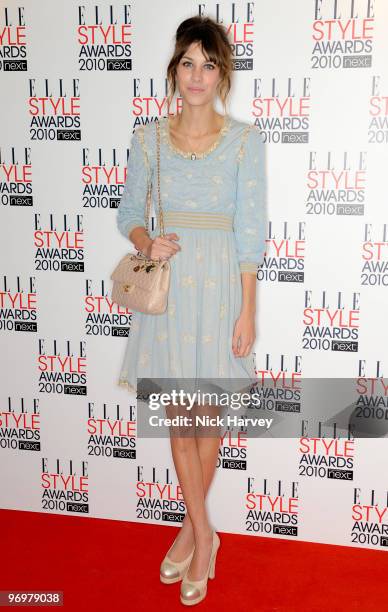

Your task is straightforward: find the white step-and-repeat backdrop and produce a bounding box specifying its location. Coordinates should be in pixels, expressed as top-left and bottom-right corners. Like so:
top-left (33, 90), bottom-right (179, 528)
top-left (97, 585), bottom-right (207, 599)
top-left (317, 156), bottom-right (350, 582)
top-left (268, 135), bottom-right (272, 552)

top-left (1, 0), bottom-right (388, 552)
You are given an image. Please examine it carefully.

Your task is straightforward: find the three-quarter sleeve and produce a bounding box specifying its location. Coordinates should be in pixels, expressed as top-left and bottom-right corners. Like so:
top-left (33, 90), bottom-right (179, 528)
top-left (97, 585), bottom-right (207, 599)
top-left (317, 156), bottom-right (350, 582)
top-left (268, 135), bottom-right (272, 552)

top-left (234, 126), bottom-right (267, 275)
top-left (117, 127), bottom-right (151, 240)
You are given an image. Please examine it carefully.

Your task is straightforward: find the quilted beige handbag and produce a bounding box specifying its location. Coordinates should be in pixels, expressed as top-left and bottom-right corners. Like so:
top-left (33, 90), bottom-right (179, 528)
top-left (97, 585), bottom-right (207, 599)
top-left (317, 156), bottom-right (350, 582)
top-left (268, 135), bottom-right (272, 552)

top-left (110, 120), bottom-right (171, 314)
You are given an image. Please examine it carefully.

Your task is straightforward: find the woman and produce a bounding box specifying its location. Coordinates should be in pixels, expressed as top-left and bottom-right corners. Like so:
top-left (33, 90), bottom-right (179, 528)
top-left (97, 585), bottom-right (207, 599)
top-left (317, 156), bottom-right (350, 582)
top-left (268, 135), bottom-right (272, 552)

top-left (116, 15), bottom-right (267, 606)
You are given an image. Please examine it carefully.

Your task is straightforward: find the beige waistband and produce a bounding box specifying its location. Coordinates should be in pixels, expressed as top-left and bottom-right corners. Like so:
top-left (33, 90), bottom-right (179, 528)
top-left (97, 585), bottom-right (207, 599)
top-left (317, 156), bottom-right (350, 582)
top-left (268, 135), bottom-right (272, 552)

top-left (161, 210), bottom-right (233, 230)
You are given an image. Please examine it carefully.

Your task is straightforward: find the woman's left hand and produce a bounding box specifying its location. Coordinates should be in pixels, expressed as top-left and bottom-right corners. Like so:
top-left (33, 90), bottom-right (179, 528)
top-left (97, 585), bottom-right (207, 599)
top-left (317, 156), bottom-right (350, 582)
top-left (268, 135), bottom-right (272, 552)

top-left (232, 311), bottom-right (256, 357)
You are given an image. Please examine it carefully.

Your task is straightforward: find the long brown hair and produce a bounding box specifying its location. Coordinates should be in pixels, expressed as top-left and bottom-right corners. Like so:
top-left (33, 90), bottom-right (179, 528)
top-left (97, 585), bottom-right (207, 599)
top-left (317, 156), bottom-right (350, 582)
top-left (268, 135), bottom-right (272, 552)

top-left (166, 16), bottom-right (233, 115)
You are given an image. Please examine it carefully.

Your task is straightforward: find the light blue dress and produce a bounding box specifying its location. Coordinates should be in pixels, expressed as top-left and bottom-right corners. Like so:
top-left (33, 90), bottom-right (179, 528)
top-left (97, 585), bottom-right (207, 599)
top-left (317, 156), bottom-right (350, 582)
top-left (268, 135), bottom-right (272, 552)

top-left (116, 114), bottom-right (267, 393)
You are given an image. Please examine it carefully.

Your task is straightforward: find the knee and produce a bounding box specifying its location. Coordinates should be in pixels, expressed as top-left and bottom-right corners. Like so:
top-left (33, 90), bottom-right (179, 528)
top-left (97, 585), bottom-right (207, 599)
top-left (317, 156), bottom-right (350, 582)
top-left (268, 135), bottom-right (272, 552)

top-left (171, 432), bottom-right (196, 452)
top-left (195, 423), bottom-right (222, 439)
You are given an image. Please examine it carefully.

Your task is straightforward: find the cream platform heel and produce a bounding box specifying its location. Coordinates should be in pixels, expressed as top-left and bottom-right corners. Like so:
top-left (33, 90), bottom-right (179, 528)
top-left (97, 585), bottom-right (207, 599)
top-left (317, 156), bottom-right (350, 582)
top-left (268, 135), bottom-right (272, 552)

top-left (160, 539), bottom-right (195, 584)
top-left (180, 531), bottom-right (220, 606)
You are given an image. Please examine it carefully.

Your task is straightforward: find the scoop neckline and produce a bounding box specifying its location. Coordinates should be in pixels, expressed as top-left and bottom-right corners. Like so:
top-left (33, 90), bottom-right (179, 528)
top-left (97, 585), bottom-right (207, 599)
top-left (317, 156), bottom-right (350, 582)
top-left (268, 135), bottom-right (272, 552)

top-left (161, 113), bottom-right (232, 160)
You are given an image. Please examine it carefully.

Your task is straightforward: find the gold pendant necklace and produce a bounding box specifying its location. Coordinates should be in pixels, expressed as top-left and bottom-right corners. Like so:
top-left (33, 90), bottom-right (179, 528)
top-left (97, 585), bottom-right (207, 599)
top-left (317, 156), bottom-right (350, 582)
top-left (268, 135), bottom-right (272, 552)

top-left (164, 115), bottom-right (231, 160)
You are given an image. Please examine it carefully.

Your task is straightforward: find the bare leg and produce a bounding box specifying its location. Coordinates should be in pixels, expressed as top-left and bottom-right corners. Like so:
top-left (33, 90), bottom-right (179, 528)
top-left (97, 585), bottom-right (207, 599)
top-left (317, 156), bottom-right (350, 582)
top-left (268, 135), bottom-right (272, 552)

top-left (167, 432), bottom-right (220, 560)
top-left (165, 401), bottom-right (223, 580)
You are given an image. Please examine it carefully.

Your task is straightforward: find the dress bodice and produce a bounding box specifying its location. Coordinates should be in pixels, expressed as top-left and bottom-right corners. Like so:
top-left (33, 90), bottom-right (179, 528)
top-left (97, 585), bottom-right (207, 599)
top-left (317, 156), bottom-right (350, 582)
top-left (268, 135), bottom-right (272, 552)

top-left (141, 115), bottom-right (252, 218)
top-left (117, 114), bottom-right (267, 274)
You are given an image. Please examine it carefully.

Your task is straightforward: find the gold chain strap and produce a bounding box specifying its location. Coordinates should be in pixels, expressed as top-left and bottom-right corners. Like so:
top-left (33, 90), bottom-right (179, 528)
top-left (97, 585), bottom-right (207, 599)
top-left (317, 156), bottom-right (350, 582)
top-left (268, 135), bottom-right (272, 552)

top-left (142, 120), bottom-right (165, 240)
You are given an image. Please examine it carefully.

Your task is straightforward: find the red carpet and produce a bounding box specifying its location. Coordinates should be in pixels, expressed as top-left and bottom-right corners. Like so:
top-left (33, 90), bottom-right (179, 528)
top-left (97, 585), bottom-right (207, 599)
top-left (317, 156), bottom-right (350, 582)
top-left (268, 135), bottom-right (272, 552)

top-left (1, 509), bottom-right (387, 611)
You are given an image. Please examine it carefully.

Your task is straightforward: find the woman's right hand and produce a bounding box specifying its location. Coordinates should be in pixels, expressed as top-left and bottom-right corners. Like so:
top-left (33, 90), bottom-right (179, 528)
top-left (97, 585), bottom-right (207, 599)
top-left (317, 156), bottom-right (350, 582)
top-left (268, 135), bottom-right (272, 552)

top-left (145, 233), bottom-right (181, 261)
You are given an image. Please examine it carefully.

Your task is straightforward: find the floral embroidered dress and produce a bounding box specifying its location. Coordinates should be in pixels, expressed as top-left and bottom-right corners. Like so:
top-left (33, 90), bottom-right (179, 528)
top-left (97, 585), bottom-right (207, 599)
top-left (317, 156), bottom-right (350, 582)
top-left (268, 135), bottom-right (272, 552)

top-left (116, 114), bottom-right (267, 393)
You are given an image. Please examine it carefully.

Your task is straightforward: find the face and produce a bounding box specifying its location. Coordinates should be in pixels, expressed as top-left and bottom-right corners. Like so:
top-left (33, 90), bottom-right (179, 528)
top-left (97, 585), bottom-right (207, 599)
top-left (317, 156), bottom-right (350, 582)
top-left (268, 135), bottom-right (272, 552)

top-left (175, 41), bottom-right (222, 107)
